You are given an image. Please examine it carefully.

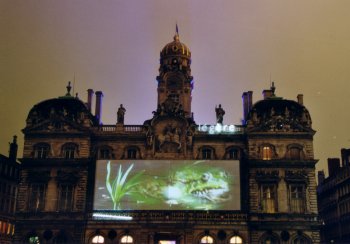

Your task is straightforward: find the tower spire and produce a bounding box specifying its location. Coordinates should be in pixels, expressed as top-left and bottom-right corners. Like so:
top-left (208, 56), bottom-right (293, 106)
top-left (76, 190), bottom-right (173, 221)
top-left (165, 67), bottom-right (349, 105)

top-left (174, 23), bottom-right (180, 41)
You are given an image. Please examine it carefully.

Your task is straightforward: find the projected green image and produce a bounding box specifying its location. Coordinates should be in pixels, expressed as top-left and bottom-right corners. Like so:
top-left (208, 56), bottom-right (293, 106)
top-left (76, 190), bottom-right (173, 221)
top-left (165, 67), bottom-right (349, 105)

top-left (94, 160), bottom-right (240, 211)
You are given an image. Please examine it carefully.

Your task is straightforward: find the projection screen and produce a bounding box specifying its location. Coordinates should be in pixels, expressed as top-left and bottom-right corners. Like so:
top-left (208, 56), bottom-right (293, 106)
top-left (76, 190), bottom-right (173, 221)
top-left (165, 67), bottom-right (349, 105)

top-left (94, 160), bottom-right (240, 211)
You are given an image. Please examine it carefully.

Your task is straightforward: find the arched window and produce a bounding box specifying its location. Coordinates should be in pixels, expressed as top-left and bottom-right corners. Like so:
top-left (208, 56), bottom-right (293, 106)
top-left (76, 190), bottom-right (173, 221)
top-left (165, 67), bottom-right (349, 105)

top-left (99, 146), bottom-right (112, 159)
top-left (34, 143), bottom-right (50, 159)
top-left (292, 235), bottom-right (311, 244)
top-left (262, 146), bottom-right (272, 160)
top-left (226, 147), bottom-right (240, 160)
top-left (230, 236), bottom-right (243, 243)
top-left (123, 146), bottom-right (140, 159)
top-left (120, 235), bottom-right (133, 243)
top-left (200, 235), bottom-right (214, 244)
top-left (200, 147), bottom-right (215, 159)
top-left (62, 143), bottom-right (78, 159)
top-left (260, 234), bottom-right (280, 244)
top-left (91, 235), bottom-right (104, 243)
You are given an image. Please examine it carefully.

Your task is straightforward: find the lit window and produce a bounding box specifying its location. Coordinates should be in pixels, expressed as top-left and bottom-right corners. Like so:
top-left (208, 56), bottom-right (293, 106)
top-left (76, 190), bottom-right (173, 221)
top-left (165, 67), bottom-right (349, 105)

top-left (230, 236), bottom-right (243, 243)
top-left (290, 185), bottom-right (305, 213)
top-left (159, 241), bottom-right (176, 244)
top-left (58, 184), bottom-right (74, 211)
top-left (262, 146), bottom-right (272, 160)
top-left (121, 235), bottom-right (133, 243)
top-left (91, 235), bottom-right (104, 243)
top-left (34, 144), bottom-right (50, 159)
top-left (261, 185), bottom-right (276, 213)
top-left (200, 235), bottom-right (214, 243)
top-left (29, 184), bottom-right (46, 211)
top-left (202, 148), bottom-right (213, 159)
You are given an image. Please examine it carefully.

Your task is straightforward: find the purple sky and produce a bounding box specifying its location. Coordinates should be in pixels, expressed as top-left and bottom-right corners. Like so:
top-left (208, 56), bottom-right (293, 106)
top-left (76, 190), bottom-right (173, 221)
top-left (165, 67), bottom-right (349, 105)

top-left (1, 1), bottom-right (350, 175)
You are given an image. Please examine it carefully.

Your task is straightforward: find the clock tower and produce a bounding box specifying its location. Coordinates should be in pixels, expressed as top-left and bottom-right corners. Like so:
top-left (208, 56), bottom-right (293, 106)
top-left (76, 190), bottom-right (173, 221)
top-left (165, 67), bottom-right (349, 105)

top-left (157, 28), bottom-right (193, 118)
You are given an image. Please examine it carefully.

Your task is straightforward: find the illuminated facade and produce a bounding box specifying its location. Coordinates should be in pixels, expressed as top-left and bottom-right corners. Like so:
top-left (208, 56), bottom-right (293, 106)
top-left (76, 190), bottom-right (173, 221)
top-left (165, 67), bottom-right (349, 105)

top-left (14, 31), bottom-right (320, 243)
top-left (317, 149), bottom-right (350, 243)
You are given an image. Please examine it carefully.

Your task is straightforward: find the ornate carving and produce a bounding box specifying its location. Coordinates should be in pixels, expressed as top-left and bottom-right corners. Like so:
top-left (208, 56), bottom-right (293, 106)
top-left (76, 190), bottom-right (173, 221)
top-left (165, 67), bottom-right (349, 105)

top-left (255, 170), bottom-right (280, 183)
top-left (285, 170), bottom-right (308, 184)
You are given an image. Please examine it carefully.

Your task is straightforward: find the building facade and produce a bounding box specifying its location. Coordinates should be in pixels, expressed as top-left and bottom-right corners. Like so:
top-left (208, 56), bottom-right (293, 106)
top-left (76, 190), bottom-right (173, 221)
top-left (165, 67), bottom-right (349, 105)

top-left (318, 149), bottom-right (350, 243)
top-left (15, 32), bottom-right (320, 243)
top-left (0, 136), bottom-right (20, 243)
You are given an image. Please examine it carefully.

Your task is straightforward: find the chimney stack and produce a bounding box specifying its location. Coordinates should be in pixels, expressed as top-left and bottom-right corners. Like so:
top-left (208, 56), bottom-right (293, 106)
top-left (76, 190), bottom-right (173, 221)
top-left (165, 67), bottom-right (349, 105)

top-left (318, 170), bottom-right (325, 185)
top-left (95, 91), bottom-right (103, 124)
top-left (328, 158), bottom-right (340, 177)
top-left (242, 91), bottom-right (253, 123)
top-left (297, 94), bottom-right (304, 105)
top-left (341, 148), bottom-right (350, 167)
top-left (87, 89), bottom-right (94, 112)
top-left (9, 135), bottom-right (18, 162)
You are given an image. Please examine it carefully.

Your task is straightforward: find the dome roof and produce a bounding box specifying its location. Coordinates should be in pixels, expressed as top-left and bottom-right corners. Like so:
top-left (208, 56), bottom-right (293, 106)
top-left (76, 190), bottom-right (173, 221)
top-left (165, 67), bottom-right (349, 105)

top-left (26, 95), bottom-right (99, 128)
top-left (246, 98), bottom-right (313, 132)
top-left (160, 33), bottom-right (191, 58)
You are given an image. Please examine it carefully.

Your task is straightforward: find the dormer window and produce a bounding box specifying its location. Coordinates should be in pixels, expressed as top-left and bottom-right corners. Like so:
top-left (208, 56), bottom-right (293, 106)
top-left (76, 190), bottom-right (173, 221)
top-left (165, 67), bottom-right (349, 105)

top-left (34, 143), bottom-right (50, 159)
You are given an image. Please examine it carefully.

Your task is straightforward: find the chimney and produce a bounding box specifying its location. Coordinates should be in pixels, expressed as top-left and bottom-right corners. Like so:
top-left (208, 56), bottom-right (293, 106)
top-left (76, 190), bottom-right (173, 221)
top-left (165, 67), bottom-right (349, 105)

top-left (87, 89), bottom-right (94, 112)
top-left (9, 135), bottom-right (18, 162)
top-left (318, 170), bottom-right (325, 185)
top-left (328, 158), bottom-right (340, 177)
top-left (341, 148), bottom-right (350, 167)
top-left (242, 91), bottom-right (253, 123)
top-left (95, 91), bottom-right (103, 124)
top-left (297, 94), bottom-right (304, 105)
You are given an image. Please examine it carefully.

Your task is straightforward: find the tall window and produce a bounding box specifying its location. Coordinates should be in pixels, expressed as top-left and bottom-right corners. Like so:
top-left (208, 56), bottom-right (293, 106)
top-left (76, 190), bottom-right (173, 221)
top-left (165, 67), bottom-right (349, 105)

top-left (62, 144), bottom-right (77, 159)
top-left (202, 148), bottom-right (213, 159)
top-left (230, 236), bottom-right (243, 243)
top-left (57, 184), bottom-right (74, 211)
top-left (290, 147), bottom-right (301, 160)
top-left (91, 235), bottom-right (104, 244)
top-left (120, 235), bottom-right (133, 243)
top-left (262, 146), bottom-right (272, 160)
top-left (99, 148), bottom-right (111, 159)
top-left (261, 185), bottom-right (276, 213)
top-left (34, 144), bottom-right (50, 159)
top-left (227, 148), bottom-right (239, 160)
top-left (289, 185), bottom-right (305, 213)
top-left (200, 235), bottom-right (214, 244)
top-left (127, 148), bottom-right (137, 159)
top-left (29, 184), bottom-right (46, 211)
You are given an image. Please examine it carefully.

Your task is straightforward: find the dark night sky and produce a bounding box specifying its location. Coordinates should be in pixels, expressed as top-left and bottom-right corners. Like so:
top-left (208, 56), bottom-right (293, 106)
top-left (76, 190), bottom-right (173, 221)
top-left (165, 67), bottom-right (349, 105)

top-left (1, 0), bottom-right (350, 175)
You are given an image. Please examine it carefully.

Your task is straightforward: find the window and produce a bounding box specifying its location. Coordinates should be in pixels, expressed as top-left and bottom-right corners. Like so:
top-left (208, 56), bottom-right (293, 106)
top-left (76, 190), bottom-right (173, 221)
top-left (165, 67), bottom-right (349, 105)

top-left (120, 235), bottom-right (133, 243)
top-left (202, 148), bottom-right (213, 159)
top-left (260, 235), bottom-right (279, 244)
top-left (289, 185), bottom-right (305, 213)
top-left (292, 236), bottom-right (310, 244)
top-left (261, 185), bottom-right (276, 213)
top-left (34, 144), bottom-right (50, 159)
top-left (200, 235), bottom-right (214, 243)
top-left (290, 147), bottom-right (301, 160)
top-left (99, 148), bottom-right (111, 159)
top-left (230, 236), bottom-right (243, 243)
top-left (227, 148), bottom-right (239, 160)
top-left (29, 184), bottom-right (46, 211)
top-left (91, 235), bottom-right (104, 243)
top-left (127, 148), bottom-right (137, 159)
top-left (262, 146), bottom-right (272, 160)
top-left (57, 184), bottom-right (74, 211)
top-left (62, 144), bottom-right (77, 159)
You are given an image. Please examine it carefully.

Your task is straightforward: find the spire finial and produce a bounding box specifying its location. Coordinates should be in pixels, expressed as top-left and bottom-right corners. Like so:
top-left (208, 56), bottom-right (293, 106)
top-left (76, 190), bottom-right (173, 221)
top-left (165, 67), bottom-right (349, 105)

top-left (271, 81), bottom-right (276, 95)
top-left (66, 81), bottom-right (72, 96)
top-left (174, 23), bottom-right (180, 41)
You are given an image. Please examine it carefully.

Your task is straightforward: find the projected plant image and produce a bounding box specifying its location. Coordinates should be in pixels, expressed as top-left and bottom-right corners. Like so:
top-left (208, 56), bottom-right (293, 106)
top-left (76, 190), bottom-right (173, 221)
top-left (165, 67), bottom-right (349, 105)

top-left (105, 161), bottom-right (144, 210)
top-left (103, 160), bottom-right (235, 210)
